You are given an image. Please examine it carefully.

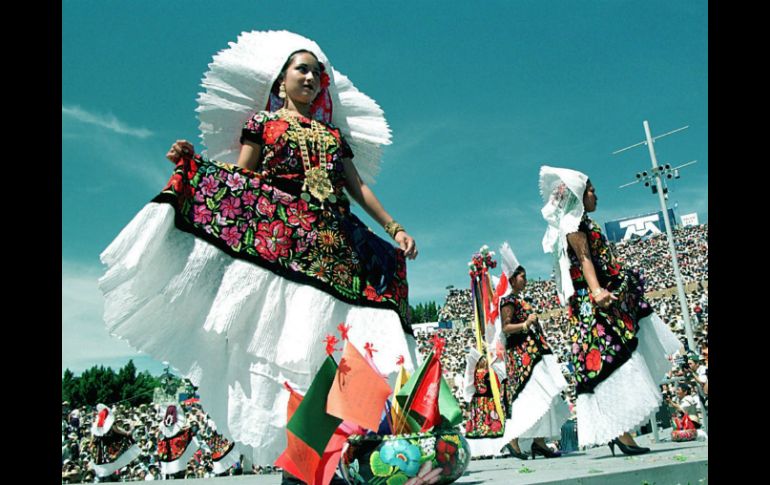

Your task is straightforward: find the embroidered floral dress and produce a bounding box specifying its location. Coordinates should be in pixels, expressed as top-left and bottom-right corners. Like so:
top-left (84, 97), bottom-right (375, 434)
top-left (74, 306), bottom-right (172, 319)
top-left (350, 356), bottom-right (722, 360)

top-left (91, 429), bottom-right (136, 467)
top-left (464, 366), bottom-right (506, 438)
top-left (566, 214), bottom-right (652, 394)
top-left (157, 427), bottom-right (196, 464)
top-left (500, 294), bottom-right (554, 407)
top-left (157, 110), bottom-right (411, 332)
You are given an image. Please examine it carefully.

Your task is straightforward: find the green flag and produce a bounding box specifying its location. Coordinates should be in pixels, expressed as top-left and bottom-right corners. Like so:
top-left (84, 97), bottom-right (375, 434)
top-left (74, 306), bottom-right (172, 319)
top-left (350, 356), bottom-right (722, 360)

top-left (287, 356), bottom-right (343, 456)
top-left (396, 350), bottom-right (464, 430)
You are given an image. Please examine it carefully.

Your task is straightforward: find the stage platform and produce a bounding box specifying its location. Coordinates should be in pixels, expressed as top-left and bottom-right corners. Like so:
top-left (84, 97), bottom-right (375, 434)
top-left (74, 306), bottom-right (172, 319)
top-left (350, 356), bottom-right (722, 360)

top-left (74, 430), bottom-right (707, 484)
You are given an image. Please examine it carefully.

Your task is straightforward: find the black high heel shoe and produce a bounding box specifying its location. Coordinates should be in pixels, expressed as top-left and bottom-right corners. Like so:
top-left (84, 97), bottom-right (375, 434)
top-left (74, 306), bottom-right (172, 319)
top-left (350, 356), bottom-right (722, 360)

top-left (530, 441), bottom-right (561, 459)
top-left (500, 443), bottom-right (529, 460)
top-left (608, 438), bottom-right (651, 456)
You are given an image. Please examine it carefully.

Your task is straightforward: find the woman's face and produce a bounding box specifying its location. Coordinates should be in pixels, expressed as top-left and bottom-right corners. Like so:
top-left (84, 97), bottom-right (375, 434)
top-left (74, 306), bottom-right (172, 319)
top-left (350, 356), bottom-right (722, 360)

top-left (510, 271), bottom-right (527, 293)
top-left (283, 52), bottom-right (323, 105)
top-left (583, 181), bottom-right (598, 212)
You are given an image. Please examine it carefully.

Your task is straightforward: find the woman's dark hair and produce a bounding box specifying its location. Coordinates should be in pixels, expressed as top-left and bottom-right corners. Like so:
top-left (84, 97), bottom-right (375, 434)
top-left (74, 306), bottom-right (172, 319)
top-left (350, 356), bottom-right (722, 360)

top-left (512, 266), bottom-right (526, 278)
top-left (271, 49), bottom-right (325, 95)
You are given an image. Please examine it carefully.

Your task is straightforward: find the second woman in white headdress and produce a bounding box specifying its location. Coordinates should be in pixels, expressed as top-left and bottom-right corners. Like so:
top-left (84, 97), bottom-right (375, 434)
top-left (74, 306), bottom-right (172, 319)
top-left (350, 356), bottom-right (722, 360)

top-left (498, 242), bottom-right (571, 460)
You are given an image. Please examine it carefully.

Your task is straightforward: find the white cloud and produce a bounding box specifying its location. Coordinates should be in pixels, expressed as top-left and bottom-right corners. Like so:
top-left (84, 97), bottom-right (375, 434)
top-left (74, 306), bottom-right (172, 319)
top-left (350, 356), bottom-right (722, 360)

top-left (62, 105), bottom-right (154, 139)
top-left (62, 260), bottom-right (149, 374)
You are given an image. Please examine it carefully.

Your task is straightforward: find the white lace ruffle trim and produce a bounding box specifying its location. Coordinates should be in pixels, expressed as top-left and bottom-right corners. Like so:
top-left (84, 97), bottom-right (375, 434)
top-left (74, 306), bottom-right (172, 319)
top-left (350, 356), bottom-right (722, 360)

top-left (575, 312), bottom-right (680, 447)
top-left (99, 202), bottom-right (419, 465)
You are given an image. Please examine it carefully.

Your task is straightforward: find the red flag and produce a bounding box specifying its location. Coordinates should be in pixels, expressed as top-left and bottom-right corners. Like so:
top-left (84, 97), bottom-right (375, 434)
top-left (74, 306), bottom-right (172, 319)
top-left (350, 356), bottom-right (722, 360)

top-left (276, 382), bottom-right (351, 485)
top-left (275, 384), bottom-right (319, 483)
top-left (408, 353), bottom-right (441, 431)
top-left (487, 275), bottom-right (509, 323)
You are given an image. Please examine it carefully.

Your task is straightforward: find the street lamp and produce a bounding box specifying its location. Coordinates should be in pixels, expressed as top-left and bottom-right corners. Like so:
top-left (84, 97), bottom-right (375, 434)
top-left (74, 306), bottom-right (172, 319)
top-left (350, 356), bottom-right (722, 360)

top-left (614, 121), bottom-right (698, 352)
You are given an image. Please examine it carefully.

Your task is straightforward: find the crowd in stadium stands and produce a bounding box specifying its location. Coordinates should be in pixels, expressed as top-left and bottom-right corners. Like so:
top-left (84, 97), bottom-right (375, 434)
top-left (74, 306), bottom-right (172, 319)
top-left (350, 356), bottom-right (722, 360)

top-left (61, 401), bottom-right (278, 483)
top-left (63, 224), bottom-right (707, 481)
top-left (420, 223), bottom-right (708, 432)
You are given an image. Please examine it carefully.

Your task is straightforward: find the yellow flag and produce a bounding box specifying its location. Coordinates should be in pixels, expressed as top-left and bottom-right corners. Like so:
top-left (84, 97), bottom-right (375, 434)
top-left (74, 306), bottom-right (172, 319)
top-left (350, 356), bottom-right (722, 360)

top-left (390, 365), bottom-right (410, 434)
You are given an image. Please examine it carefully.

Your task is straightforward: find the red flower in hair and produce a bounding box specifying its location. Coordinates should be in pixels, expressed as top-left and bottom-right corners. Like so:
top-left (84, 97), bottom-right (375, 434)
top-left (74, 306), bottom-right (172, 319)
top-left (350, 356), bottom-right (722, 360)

top-left (320, 72), bottom-right (330, 89)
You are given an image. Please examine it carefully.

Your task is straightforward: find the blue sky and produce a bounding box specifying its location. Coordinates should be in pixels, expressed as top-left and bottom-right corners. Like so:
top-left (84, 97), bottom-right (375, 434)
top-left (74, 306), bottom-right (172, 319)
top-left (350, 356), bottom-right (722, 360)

top-left (62, 0), bottom-right (707, 375)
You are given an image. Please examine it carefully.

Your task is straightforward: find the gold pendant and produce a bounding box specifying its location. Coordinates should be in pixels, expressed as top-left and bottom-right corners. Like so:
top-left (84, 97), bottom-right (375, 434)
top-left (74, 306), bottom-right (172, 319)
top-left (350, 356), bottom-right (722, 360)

top-left (304, 167), bottom-right (334, 203)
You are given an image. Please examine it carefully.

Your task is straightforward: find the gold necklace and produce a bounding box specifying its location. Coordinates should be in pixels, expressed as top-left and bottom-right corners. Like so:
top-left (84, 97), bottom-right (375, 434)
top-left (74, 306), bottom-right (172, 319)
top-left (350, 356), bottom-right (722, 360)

top-left (278, 109), bottom-right (337, 205)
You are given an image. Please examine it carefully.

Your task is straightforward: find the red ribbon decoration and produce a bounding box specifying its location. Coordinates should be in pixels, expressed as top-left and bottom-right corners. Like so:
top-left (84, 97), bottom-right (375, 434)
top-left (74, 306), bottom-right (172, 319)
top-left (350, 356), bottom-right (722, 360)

top-left (363, 342), bottom-right (377, 359)
top-left (323, 335), bottom-right (340, 356)
top-left (429, 335), bottom-right (446, 358)
top-left (396, 355), bottom-right (405, 366)
top-left (337, 322), bottom-right (351, 341)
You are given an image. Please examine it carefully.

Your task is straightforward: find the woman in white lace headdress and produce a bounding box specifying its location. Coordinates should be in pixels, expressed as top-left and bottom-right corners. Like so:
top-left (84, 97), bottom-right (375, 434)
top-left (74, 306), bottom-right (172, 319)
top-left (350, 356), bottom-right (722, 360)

top-left (538, 166), bottom-right (681, 455)
top-left (497, 242), bottom-right (571, 460)
top-left (99, 30), bottom-right (421, 467)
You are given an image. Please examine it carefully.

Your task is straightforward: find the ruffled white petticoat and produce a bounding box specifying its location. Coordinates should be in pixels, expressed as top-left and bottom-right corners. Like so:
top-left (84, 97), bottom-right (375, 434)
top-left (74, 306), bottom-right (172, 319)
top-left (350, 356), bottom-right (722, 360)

top-left (465, 354), bottom-right (571, 457)
top-left (575, 312), bottom-right (681, 447)
top-left (99, 203), bottom-right (419, 465)
top-left (160, 437), bottom-right (200, 476)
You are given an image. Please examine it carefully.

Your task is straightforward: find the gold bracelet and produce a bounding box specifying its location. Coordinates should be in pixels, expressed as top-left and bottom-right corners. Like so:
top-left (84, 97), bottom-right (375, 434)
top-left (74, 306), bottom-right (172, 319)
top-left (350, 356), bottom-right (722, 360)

top-left (384, 220), bottom-right (405, 239)
top-left (592, 288), bottom-right (604, 297)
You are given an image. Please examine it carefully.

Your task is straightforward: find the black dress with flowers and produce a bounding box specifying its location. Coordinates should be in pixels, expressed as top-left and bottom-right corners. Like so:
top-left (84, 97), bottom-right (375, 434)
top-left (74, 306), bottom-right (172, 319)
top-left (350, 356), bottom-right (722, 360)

top-left (566, 214), bottom-right (652, 394)
top-left (464, 366), bottom-right (507, 438)
top-left (91, 428), bottom-right (135, 466)
top-left (154, 110), bottom-right (411, 333)
top-left (500, 295), bottom-right (553, 405)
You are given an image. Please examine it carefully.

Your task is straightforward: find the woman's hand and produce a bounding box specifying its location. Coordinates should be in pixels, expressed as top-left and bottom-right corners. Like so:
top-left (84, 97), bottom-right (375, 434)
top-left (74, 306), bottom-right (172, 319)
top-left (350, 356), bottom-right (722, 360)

top-left (524, 314), bottom-right (538, 332)
top-left (166, 139), bottom-right (195, 164)
top-left (395, 231), bottom-right (418, 260)
top-left (593, 288), bottom-right (618, 309)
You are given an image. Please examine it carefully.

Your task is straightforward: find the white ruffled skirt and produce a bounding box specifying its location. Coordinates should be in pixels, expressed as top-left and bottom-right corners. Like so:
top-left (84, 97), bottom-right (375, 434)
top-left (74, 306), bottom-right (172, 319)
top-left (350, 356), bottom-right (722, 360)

top-left (575, 312), bottom-right (681, 447)
top-left (465, 354), bottom-right (571, 457)
top-left (99, 203), bottom-right (420, 465)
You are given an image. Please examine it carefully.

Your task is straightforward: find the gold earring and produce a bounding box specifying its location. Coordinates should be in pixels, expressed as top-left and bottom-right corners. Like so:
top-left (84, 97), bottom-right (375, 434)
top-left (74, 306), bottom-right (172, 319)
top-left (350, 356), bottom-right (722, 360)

top-left (279, 83), bottom-right (286, 99)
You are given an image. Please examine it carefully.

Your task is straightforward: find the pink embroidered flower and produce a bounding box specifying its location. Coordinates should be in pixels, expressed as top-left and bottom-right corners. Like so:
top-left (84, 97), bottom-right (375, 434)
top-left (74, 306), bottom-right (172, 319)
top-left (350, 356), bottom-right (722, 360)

top-left (226, 172), bottom-right (246, 192)
top-left (254, 220), bottom-right (294, 261)
top-left (221, 226), bottom-right (242, 247)
top-left (199, 175), bottom-right (220, 197)
top-left (271, 188), bottom-right (294, 205)
top-left (220, 197), bottom-right (242, 219)
top-left (242, 191), bottom-right (257, 207)
top-left (286, 199), bottom-right (317, 231)
top-left (193, 205), bottom-right (212, 224)
top-left (256, 196), bottom-right (276, 218)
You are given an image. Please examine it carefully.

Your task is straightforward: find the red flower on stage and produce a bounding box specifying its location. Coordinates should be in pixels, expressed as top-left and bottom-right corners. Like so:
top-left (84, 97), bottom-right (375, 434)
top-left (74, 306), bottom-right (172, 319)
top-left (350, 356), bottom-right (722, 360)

top-left (586, 349), bottom-right (602, 372)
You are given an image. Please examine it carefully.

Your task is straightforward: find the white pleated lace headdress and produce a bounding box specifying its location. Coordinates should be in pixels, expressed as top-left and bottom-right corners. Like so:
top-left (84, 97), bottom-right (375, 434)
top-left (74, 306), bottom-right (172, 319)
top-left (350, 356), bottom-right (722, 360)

top-left (499, 241), bottom-right (521, 279)
top-left (539, 165), bottom-right (589, 304)
top-left (196, 30), bottom-right (392, 185)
